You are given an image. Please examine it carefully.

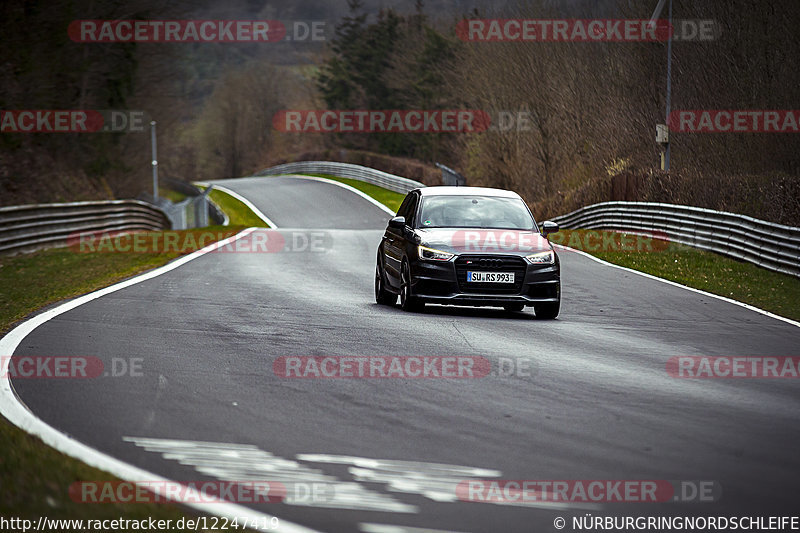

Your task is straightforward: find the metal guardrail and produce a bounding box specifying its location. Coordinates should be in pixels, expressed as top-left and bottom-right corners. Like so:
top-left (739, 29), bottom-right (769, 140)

top-left (435, 162), bottom-right (467, 186)
top-left (139, 186), bottom-right (222, 230)
top-left (159, 178), bottom-right (227, 226)
top-left (258, 161), bottom-right (426, 194)
top-left (550, 201), bottom-right (800, 278)
top-left (0, 200), bottom-right (170, 255)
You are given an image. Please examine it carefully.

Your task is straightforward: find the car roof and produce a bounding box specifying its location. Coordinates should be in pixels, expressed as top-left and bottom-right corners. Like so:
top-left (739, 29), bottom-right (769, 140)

top-left (416, 186), bottom-right (522, 199)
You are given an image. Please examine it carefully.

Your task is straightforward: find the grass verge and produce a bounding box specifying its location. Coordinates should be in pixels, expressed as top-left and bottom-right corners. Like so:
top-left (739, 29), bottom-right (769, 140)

top-left (203, 187), bottom-right (269, 227)
top-left (0, 225), bottom-right (257, 524)
top-left (295, 173), bottom-right (404, 213)
top-left (158, 187), bottom-right (187, 203)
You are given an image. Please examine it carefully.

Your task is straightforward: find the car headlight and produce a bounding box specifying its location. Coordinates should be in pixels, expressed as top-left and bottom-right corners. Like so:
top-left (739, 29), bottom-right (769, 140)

top-left (418, 245), bottom-right (454, 261)
top-left (525, 250), bottom-right (555, 264)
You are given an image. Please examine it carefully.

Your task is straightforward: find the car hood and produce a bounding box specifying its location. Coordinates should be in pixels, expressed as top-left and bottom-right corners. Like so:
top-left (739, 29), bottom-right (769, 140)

top-left (415, 228), bottom-right (553, 257)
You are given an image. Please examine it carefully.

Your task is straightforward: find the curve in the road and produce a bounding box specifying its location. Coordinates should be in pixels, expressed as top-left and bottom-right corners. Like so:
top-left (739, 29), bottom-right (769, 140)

top-left (3, 175), bottom-right (799, 533)
top-left (206, 175), bottom-right (392, 229)
top-left (0, 229), bottom-right (318, 533)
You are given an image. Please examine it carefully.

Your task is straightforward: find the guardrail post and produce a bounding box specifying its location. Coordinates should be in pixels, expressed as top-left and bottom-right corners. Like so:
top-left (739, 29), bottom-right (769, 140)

top-left (193, 186), bottom-right (214, 228)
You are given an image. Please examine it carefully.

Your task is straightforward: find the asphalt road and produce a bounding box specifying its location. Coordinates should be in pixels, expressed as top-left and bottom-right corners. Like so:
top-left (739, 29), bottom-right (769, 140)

top-left (11, 176), bottom-right (800, 532)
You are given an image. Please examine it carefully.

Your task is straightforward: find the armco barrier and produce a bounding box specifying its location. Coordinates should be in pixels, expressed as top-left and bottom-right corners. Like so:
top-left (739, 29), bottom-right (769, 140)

top-left (159, 178), bottom-right (227, 226)
top-left (260, 163), bottom-right (800, 277)
top-left (0, 200), bottom-right (170, 255)
top-left (550, 201), bottom-right (800, 278)
top-left (435, 162), bottom-right (467, 186)
top-left (258, 161), bottom-right (426, 194)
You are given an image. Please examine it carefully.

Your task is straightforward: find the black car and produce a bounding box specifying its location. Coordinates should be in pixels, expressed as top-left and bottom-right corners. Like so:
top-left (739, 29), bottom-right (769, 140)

top-left (375, 186), bottom-right (561, 318)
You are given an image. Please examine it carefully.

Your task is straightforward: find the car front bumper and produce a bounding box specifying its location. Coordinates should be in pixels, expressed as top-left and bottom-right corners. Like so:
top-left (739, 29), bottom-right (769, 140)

top-left (410, 256), bottom-right (560, 307)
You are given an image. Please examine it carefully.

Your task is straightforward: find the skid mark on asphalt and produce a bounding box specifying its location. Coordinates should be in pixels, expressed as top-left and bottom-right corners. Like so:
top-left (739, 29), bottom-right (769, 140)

top-left (123, 437), bottom-right (601, 514)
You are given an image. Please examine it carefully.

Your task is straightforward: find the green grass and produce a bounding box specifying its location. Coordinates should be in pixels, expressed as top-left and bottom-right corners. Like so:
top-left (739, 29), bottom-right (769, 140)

top-left (0, 228), bottom-right (252, 527)
top-left (1, 246), bottom-right (177, 336)
top-left (555, 229), bottom-right (800, 321)
top-left (296, 173), bottom-right (405, 213)
top-left (157, 187), bottom-right (187, 203)
top-left (203, 187), bottom-right (269, 227)
top-left (0, 417), bottom-right (195, 523)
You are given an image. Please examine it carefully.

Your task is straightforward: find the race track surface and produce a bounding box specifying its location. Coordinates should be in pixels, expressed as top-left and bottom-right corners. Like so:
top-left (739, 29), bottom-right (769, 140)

top-left (11, 176), bottom-right (800, 532)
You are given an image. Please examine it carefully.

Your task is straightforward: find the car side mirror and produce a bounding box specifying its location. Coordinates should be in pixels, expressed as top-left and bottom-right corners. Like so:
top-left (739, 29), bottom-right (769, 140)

top-left (541, 221), bottom-right (559, 236)
top-left (389, 216), bottom-right (406, 229)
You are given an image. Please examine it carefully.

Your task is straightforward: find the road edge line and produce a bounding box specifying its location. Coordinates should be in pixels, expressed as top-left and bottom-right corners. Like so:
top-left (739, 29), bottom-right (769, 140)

top-left (0, 228), bottom-right (319, 533)
top-left (275, 175), bottom-right (396, 216)
top-left (554, 243), bottom-right (800, 329)
top-left (194, 181), bottom-right (279, 228)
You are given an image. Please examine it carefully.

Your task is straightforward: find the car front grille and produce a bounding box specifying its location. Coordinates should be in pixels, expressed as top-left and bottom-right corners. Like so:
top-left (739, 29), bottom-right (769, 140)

top-left (454, 255), bottom-right (527, 294)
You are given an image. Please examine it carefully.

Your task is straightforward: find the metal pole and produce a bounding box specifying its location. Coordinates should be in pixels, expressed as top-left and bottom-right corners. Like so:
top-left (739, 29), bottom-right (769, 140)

top-left (150, 120), bottom-right (159, 200)
top-left (664, 0), bottom-right (673, 171)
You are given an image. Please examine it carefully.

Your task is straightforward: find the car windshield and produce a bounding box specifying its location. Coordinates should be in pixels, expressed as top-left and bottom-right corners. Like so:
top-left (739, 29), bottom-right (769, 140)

top-left (418, 195), bottom-right (535, 230)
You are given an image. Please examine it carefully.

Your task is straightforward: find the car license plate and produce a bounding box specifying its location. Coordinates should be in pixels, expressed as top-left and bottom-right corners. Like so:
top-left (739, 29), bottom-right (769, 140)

top-left (467, 271), bottom-right (514, 283)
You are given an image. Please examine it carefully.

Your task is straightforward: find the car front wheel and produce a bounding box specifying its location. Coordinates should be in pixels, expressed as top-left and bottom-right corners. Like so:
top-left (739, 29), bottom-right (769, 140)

top-left (400, 261), bottom-right (424, 312)
top-left (375, 259), bottom-right (396, 306)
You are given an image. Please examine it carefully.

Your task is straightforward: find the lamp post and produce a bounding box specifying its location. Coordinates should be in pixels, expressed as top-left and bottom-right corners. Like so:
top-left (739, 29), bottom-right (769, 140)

top-left (651, 0), bottom-right (673, 171)
top-left (150, 120), bottom-right (159, 200)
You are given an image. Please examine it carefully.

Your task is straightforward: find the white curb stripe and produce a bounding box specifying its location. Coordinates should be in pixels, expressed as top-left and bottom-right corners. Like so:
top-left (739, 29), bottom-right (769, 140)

top-left (272, 175), bottom-right (397, 216)
top-left (553, 243), bottom-right (800, 329)
top-left (0, 228), bottom-right (318, 533)
top-left (194, 181), bottom-right (278, 228)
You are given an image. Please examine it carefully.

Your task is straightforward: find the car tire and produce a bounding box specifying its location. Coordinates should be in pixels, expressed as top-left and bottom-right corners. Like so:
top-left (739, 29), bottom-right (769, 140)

top-left (503, 304), bottom-right (525, 313)
top-left (534, 300), bottom-right (560, 319)
top-left (400, 261), bottom-right (424, 312)
top-left (375, 260), bottom-right (396, 306)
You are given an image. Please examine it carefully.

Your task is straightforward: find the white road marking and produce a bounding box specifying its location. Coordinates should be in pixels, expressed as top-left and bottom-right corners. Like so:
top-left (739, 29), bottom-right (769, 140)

top-left (296, 455), bottom-right (501, 478)
top-left (0, 229), bottom-right (319, 533)
top-left (270, 174), bottom-right (397, 216)
top-left (299, 454), bottom-right (600, 512)
top-left (124, 437), bottom-right (417, 513)
top-left (552, 243), bottom-right (800, 328)
top-left (194, 181), bottom-right (279, 228)
top-left (124, 437), bottom-right (600, 514)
